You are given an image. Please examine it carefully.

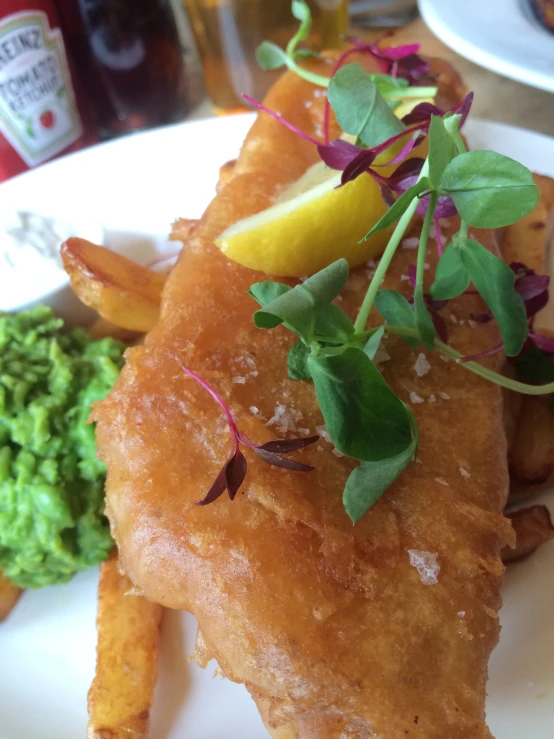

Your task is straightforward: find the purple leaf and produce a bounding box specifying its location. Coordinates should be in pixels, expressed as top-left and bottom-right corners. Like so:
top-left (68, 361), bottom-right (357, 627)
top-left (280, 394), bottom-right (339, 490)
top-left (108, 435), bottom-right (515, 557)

top-left (254, 447), bottom-right (314, 471)
top-left (453, 92), bottom-right (474, 128)
top-left (341, 149), bottom-right (377, 184)
top-left (401, 102), bottom-right (443, 126)
top-left (407, 264), bottom-right (417, 289)
top-left (259, 435), bottom-right (319, 454)
top-left (530, 332), bottom-right (554, 354)
top-left (317, 139), bottom-right (363, 170)
top-left (196, 461), bottom-right (229, 506)
top-left (471, 311), bottom-right (494, 324)
top-left (415, 193), bottom-right (457, 218)
top-left (373, 43), bottom-right (422, 60)
top-left (225, 450), bottom-right (247, 500)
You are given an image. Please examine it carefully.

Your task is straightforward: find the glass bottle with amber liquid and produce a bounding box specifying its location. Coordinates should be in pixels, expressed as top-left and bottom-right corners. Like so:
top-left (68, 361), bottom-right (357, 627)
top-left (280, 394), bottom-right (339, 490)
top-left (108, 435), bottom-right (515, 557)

top-left (185, 0), bottom-right (349, 114)
top-left (55, 0), bottom-right (189, 138)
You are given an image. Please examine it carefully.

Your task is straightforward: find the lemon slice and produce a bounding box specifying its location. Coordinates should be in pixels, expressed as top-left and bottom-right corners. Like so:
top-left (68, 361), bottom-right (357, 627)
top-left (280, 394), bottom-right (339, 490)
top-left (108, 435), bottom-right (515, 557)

top-left (215, 161), bottom-right (392, 278)
top-left (215, 114), bottom-right (430, 278)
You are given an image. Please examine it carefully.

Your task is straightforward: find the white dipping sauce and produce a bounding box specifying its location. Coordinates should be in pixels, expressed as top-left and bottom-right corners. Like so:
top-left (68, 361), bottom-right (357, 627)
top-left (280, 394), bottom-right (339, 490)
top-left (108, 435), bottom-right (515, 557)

top-left (0, 211), bottom-right (101, 313)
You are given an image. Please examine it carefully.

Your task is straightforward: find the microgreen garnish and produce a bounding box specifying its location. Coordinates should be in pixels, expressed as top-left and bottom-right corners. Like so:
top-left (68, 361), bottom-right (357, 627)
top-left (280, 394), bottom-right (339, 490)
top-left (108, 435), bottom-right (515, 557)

top-left (192, 2), bottom-right (554, 523)
top-left (181, 366), bottom-right (318, 505)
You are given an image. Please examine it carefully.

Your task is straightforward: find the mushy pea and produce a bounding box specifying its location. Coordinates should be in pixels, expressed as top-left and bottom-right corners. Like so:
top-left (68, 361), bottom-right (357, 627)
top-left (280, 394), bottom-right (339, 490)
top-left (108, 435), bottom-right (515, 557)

top-left (0, 306), bottom-right (125, 588)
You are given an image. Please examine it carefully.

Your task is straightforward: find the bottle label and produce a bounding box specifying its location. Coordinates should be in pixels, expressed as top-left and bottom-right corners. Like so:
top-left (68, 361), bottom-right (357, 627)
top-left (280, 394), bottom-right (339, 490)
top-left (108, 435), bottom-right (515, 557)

top-left (0, 10), bottom-right (83, 167)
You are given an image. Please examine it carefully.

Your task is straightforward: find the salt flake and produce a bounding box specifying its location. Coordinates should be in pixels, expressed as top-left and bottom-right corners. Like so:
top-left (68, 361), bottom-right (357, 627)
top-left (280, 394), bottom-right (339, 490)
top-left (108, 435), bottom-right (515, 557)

top-left (428, 393), bottom-right (436, 403)
top-left (401, 237), bottom-right (419, 250)
top-left (410, 392), bottom-right (424, 404)
top-left (232, 376), bottom-right (246, 384)
top-left (459, 467), bottom-right (470, 478)
top-left (435, 476), bottom-right (449, 486)
top-left (408, 549), bottom-right (440, 585)
top-left (439, 391), bottom-right (450, 400)
top-left (414, 353), bottom-right (431, 377)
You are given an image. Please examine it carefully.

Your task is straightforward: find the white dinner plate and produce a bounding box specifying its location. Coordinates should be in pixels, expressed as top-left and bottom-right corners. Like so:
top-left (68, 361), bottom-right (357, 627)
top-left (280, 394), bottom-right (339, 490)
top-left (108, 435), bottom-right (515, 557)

top-left (0, 115), bottom-right (553, 739)
top-left (419, 0), bottom-right (554, 92)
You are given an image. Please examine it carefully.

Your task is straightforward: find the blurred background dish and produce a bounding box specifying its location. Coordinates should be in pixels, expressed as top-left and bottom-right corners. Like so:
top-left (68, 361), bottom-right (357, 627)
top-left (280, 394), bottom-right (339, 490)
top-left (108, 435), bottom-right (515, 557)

top-left (419, 0), bottom-right (554, 92)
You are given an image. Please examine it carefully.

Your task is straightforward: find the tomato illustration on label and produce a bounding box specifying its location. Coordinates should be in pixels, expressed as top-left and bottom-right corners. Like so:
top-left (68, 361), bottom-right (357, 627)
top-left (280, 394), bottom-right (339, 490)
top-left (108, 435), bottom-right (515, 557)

top-left (40, 110), bottom-right (55, 129)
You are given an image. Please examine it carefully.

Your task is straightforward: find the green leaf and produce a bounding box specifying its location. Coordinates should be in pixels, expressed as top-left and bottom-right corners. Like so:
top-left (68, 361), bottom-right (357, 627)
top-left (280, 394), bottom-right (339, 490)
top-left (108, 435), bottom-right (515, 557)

top-left (458, 238), bottom-right (528, 356)
top-left (291, 0), bottom-right (311, 31)
top-left (414, 285), bottom-right (435, 349)
top-left (308, 347), bottom-right (413, 461)
top-left (249, 280), bottom-right (291, 308)
top-left (288, 340), bottom-right (311, 380)
top-left (252, 259), bottom-right (349, 342)
top-left (440, 150), bottom-right (539, 228)
top-left (343, 410), bottom-right (418, 523)
top-left (315, 304), bottom-right (355, 341)
top-left (363, 326), bottom-right (385, 359)
top-left (428, 115), bottom-right (456, 187)
top-left (328, 63), bottom-right (405, 148)
top-left (429, 242), bottom-right (470, 300)
top-left (256, 41), bottom-right (289, 70)
top-left (361, 178), bottom-right (430, 241)
top-left (374, 289), bottom-right (418, 349)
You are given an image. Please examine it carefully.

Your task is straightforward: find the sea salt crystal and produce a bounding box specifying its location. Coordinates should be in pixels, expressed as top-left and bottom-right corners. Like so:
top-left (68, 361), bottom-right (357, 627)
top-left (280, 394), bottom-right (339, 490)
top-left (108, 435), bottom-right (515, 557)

top-left (408, 550), bottom-right (440, 585)
top-left (428, 394), bottom-right (436, 403)
top-left (449, 314), bottom-right (458, 324)
top-left (250, 370), bottom-right (259, 377)
top-left (468, 319), bottom-right (477, 328)
top-left (232, 376), bottom-right (246, 384)
top-left (424, 262), bottom-right (430, 270)
top-left (400, 274), bottom-right (410, 281)
top-left (435, 476), bottom-right (449, 486)
top-left (439, 355), bottom-right (450, 363)
top-left (459, 467), bottom-right (470, 478)
top-left (249, 406), bottom-right (260, 415)
top-left (410, 392), bottom-right (424, 404)
top-left (414, 353), bottom-right (431, 377)
top-left (458, 611), bottom-right (466, 617)
top-left (316, 424), bottom-right (332, 443)
top-left (346, 273), bottom-right (365, 292)
top-left (401, 237), bottom-right (419, 250)
top-left (299, 275), bottom-right (309, 282)
top-left (366, 259), bottom-right (377, 269)
top-left (298, 427), bottom-right (310, 437)
top-left (244, 356), bottom-right (256, 368)
top-left (266, 403), bottom-right (303, 434)
top-left (439, 391), bottom-right (450, 400)
top-left (317, 445), bottom-right (324, 452)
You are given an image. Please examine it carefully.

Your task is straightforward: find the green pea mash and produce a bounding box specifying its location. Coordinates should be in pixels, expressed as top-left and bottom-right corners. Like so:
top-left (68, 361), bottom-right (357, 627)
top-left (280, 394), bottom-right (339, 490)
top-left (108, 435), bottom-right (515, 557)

top-left (0, 306), bottom-right (125, 589)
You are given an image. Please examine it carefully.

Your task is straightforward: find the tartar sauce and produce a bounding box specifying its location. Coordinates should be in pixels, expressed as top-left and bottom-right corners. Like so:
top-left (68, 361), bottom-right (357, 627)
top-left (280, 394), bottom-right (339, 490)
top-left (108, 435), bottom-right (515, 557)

top-left (0, 211), bottom-right (89, 312)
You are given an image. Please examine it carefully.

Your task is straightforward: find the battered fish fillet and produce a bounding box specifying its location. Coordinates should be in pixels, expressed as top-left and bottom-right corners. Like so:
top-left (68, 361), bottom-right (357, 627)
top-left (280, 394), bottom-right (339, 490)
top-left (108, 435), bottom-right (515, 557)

top-left (93, 53), bottom-right (514, 738)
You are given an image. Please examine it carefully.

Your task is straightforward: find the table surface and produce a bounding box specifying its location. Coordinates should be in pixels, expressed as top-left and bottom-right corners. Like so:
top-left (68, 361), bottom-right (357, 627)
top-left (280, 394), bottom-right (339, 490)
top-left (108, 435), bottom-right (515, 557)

top-left (189, 16), bottom-right (554, 136)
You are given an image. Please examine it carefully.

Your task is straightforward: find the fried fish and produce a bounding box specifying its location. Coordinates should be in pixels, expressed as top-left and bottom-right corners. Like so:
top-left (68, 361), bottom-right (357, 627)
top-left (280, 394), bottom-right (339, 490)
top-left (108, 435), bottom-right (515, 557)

top-left (93, 53), bottom-right (514, 738)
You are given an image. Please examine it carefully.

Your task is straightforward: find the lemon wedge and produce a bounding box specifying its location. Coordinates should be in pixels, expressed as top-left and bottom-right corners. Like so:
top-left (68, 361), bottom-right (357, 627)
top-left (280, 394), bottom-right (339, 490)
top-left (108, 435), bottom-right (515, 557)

top-left (215, 109), bottom-right (430, 278)
top-left (215, 161), bottom-right (392, 277)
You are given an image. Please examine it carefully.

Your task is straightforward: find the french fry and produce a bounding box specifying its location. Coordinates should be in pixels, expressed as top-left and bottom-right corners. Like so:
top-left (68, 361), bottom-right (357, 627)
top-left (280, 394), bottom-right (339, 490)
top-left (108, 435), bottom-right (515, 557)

top-left (61, 238), bottom-right (166, 332)
top-left (502, 505), bottom-right (554, 563)
top-left (87, 551), bottom-right (163, 739)
top-left (501, 174), bottom-right (554, 492)
top-left (0, 571), bottom-right (22, 622)
top-left (509, 395), bottom-right (554, 484)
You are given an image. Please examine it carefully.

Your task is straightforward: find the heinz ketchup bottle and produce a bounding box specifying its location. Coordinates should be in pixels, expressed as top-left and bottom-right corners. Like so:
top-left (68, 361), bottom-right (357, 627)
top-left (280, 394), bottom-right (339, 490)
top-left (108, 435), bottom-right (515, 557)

top-left (0, 0), bottom-right (94, 183)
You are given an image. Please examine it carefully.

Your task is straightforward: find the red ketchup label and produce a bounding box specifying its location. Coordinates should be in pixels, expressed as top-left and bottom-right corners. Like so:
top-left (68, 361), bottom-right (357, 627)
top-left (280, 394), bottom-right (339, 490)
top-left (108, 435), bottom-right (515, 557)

top-left (0, 10), bottom-right (83, 172)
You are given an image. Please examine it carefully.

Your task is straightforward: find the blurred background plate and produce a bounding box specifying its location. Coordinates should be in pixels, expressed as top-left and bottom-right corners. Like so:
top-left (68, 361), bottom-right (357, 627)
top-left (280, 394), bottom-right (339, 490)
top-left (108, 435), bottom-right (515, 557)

top-left (0, 114), bottom-right (552, 739)
top-left (419, 0), bottom-right (554, 92)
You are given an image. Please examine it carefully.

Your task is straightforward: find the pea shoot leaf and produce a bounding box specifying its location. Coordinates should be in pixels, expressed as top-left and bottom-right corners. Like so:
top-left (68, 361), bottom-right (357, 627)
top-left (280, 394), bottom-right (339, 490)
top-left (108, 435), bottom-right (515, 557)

top-left (250, 259), bottom-right (349, 342)
top-left (314, 304), bottom-right (355, 341)
top-left (308, 347), bottom-right (413, 461)
top-left (374, 289), bottom-right (418, 349)
top-left (414, 285), bottom-right (436, 349)
top-left (430, 242), bottom-right (470, 300)
top-left (428, 115), bottom-right (456, 187)
top-left (361, 178), bottom-right (430, 241)
top-left (458, 238), bottom-right (528, 356)
top-left (248, 280), bottom-right (290, 310)
top-left (343, 410), bottom-right (418, 523)
top-left (256, 41), bottom-right (289, 70)
top-left (291, 0), bottom-right (311, 29)
top-left (363, 326), bottom-right (385, 359)
top-left (288, 340), bottom-right (311, 380)
top-left (328, 63), bottom-right (405, 148)
top-left (440, 151), bottom-right (539, 228)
